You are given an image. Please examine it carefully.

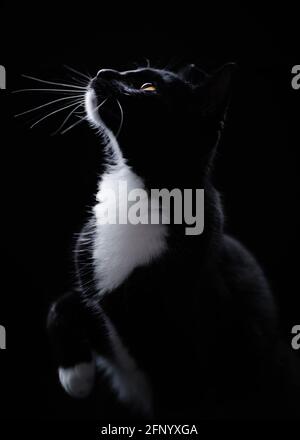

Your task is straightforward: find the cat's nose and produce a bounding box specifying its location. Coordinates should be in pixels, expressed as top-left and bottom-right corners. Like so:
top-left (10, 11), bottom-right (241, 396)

top-left (96, 69), bottom-right (121, 81)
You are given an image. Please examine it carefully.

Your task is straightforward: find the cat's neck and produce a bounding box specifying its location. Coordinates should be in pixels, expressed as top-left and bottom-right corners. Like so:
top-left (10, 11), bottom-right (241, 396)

top-left (97, 161), bottom-right (223, 245)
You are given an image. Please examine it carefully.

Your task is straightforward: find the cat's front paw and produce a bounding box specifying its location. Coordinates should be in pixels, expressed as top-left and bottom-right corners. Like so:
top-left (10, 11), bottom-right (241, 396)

top-left (58, 361), bottom-right (96, 399)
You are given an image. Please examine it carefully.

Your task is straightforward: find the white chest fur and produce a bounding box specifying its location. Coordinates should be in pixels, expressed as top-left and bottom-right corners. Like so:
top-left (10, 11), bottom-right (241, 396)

top-left (93, 164), bottom-right (168, 295)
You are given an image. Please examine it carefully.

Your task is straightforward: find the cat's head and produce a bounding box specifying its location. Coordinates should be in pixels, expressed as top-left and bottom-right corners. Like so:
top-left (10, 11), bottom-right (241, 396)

top-left (85, 63), bottom-right (236, 187)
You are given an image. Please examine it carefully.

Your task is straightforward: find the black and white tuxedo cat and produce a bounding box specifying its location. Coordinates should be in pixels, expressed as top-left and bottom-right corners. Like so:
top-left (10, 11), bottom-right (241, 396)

top-left (47, 64), bottom-right (282, 418)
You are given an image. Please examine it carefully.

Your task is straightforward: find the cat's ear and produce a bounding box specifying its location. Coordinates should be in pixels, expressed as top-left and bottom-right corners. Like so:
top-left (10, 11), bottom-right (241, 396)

top-left (179, 64), bottom-right (209, 85)
top-left (196, 63), bottom-right (237, 122)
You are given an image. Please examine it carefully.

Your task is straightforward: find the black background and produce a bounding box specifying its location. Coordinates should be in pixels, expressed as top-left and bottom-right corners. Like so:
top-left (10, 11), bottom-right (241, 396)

top-left (0, 4), bottom-right (299, 420)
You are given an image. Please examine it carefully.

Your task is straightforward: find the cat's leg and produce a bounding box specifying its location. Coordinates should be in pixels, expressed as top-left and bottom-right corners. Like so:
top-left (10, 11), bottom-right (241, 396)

top-left (88, 302), bottom-right (153, 415)
top-left (47, 290), bottom-right (100, 398)
top-left (48, 291), bottom-right (153, 413)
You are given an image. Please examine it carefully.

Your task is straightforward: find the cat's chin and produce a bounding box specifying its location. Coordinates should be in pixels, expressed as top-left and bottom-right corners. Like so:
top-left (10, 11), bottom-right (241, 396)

top-left (85, 88), bottom-right (101, 127)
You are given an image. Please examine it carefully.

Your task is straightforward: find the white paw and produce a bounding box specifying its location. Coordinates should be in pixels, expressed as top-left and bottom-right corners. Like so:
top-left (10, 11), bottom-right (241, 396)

top-left (58, 361), bottom-right (96, 399)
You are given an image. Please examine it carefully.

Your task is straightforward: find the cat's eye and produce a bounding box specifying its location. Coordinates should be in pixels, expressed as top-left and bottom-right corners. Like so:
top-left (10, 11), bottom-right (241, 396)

top-left (140, 82), bottom-right (156, 92)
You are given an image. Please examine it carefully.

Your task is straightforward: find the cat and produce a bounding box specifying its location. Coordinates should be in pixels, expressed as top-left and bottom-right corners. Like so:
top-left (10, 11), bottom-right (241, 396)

top-left (47, 63), bottom-right (283, 419)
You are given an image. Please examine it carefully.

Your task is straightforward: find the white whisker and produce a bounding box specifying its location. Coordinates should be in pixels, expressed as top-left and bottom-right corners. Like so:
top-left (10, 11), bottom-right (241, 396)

top-left (96, 97), bottom-right (109, 111)
top-left (67, 75), bottom-right (88, 86)
top-left (12, 88), bottom-right (84, 94)
top-left (60, 114), bottom-right (88, 135)
top-left (21, 74), bottom-right (86, 89)
top-left (63, 65), bottom-right (91, 80)
top-left (116, 99), bottom-right (124, 138)
top-left (74, 108), bottom-right (86, 114)
top-left (52, 102), bottom-right (84, 135)
top-left (14, 95), bottom-right (82, 117)
top-left (30, 100), bottom-right (82, 129)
